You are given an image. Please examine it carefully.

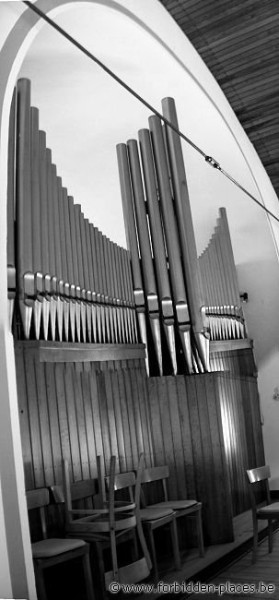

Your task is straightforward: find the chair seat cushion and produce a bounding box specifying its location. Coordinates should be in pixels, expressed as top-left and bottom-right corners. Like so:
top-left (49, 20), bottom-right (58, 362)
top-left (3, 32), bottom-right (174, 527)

top-left (151, 500), bottom-right (198, 511)
top-left (257, 502), bottom-right (279, 517)
top-left (140, 506), bottom-right (173, 521)
top-left (32, 538), bottom-right (86, 558)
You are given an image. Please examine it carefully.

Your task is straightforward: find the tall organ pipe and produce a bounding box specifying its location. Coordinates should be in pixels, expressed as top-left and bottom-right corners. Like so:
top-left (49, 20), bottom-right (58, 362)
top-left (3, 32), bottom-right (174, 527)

top-left (139, 128), bottom-right (177, 374)
top-left (127, 139), bottom-right (163, 376)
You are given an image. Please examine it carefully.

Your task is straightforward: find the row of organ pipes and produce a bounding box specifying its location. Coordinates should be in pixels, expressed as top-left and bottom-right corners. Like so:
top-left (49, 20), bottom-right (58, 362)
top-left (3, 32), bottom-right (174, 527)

top-left (7, 79), bottom-right (246, 376)
top-left (117, 97), bottom-right (245, 375)
top-left (7, 78), bottom-right (137, 346)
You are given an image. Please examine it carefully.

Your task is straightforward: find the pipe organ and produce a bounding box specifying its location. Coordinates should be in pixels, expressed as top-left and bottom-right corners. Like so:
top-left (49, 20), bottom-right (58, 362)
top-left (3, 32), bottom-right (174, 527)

top-left (7, 78), bottom-right (137, 346)
top-left (199, 208), bottom-right (245, 342)
top-left (7, 81), bottom-right (246, 377)
top-left (7, 78), bottom-right (264, 554)
top-left (117, 97), bottom-right (246, 376)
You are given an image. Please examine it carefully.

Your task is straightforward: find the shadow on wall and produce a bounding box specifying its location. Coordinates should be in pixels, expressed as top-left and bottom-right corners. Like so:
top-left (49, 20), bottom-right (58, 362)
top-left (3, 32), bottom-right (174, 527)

top-left (237, 258), bottom-right (279, 368)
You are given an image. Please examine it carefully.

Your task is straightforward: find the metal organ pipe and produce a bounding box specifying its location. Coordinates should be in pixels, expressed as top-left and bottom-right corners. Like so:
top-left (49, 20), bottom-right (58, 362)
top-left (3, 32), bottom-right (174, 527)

top-left (9, 78), bottom-right (137, 347)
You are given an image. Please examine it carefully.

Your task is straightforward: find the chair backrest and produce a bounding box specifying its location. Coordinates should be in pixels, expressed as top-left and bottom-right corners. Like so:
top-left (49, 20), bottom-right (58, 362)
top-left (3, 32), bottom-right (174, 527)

top-left (27, 488), bottom-right (49, 510)
top-left (106, 471), bottom-right (136, 504)
top-left (141, 465), bottom-right (169, 505)
top-left (246, 465), bottom-right (271, 510)
top-left (62, 456), bottom-right (120, 528)
top-left (247, 465), bottom-right (270, 484)
top-left (26, 488), bottom-right (50, 540)
top-left (71, 479), bottom-right (97, 503)
top-left (62, 459), bottom-right (98, 524)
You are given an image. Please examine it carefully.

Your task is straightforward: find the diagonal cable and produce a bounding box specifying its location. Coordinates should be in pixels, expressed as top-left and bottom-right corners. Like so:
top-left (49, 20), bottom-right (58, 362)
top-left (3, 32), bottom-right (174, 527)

top-left (22, 0), bottom-right (279, 226)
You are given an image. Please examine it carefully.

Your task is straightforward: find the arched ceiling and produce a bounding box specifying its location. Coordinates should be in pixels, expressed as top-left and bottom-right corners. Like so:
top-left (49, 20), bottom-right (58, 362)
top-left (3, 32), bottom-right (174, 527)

top-left (160, 0), bottom-right (279, 201)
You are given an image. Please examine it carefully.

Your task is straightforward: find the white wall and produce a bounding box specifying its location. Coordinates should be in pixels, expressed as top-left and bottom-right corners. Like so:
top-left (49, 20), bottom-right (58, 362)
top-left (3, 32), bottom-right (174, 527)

top-left (0, 5), bottom-right (279, 593)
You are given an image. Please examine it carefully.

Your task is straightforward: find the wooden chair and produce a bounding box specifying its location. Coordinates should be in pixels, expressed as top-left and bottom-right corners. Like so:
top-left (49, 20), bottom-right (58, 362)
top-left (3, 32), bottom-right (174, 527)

top-left (109, 456), bottom-right (181, 581)
top-left (140, 464), bottom-right (204, 560)
top-left (246, 465), bottom-right (279, 563)
top-left (62, 456), bottom-right (151, 590)
top-left (26, 488), bottom-right (94, 600)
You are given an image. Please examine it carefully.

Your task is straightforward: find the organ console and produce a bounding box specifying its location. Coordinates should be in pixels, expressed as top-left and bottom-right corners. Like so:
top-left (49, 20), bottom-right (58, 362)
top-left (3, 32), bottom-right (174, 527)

top-left (7, 79), bottom-right (246, 377)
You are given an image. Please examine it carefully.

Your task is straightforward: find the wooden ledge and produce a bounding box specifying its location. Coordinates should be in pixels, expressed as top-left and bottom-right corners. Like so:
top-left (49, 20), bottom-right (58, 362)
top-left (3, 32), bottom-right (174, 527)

top-left (210, 338), bottom-right (252, 353)
top-left (14, 341), bottom-right (146, 363)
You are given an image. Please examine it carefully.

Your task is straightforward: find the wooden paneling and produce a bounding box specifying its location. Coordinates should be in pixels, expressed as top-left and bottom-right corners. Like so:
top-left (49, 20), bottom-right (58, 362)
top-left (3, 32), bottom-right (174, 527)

top-left (17, 340), bottom-right (146, 363)
top-left (148, 374), bottom-right (234, 543)
top-left (15, 343), bottom-right (264, 546)
top-left (210, 343), bottom-right (257, 377)
top-left (15, 344), bottom-right (154, 490)
top-left (160, 0), bottom-right (279, 201)
top-left (147, 372), bottom-right (264, 523)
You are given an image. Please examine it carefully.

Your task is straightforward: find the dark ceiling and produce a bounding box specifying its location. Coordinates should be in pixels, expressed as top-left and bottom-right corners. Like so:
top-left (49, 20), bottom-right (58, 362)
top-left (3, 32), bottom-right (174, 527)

top-left (160, 0), bottom-right (279, 200)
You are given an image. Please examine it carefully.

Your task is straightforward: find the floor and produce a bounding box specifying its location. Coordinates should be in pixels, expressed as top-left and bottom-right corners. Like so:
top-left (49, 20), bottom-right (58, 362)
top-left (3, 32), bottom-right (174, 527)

top-left (139, 510), bottom-right (271, 600)
top-left (187, 528), bottom-right (279, 600)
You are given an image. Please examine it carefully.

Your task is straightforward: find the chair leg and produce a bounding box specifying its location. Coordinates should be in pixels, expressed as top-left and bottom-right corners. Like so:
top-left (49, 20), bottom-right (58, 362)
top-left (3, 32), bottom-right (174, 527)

top-left (137, 518), bottom-right (152, 570)
top-left (268, 520), bottom-right (273, 554)
top-left (110, 530), bottom-right (119, 582)
top-left (131, 529), bottom-right (139, 562)
top-left (147, 527), bottom-right (158, 582)
top-left (82, 550), bottom-right (95, 600)
top-left (170, 518), bottom-right (181, 571)
top-left (34, 563), bottom-right (48, 600)
top-left (95, 542), bottom-right (106, 589)
top-left (196, 510), bottom-right (205, 557)
top-left (252, 518), bottom-right (258, 564)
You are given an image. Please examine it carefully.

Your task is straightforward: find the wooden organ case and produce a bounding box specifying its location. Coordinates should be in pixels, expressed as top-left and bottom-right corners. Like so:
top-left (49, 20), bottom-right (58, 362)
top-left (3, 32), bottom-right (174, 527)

top-left (8, 79), bottom-right (264, 547)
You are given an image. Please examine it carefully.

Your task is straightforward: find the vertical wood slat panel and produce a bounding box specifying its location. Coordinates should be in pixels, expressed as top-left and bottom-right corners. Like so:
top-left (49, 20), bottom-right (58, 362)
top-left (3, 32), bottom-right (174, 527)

top-left (64, 362), bottom-right (82, 481)
top-left (80, 363), bottom-right (97, 479)
top-left (74, 363), bottom-right (90, 480)
top-left (158, 377), bottom-right (177, 496)
top-left (232, 377), bottom-right (250, 512)
top-left (129, 360), bottom-right (145, 458)
top-left (96, 366), bottom-right (111, 473)
top-left (15, 345), bottom-right (34, 489)
top-left (140, 360), bottom-right (154, 468)
top-left (54, 363), bottom-right (72, 469)
top-left (16, 349), bottom-right (156, 485)
top-left (121, 361), bottom-right (139, 469)
top-left (206, 374), bottom-right (233, 540)
top-left (248, 378), bottom-right (265, 468)
top-left (148, 377), bottom-right (165, 466)
top-left (176, 376), bottom-right (195, 499)
top-left (134, 364), bottom-right (152, 467)
top-left (194, 374), bottom-right (218, 542)
top-left (15, 343), bottom-right (262, 544)
top-left (118, 362), bottom-right (133, 471)
top-left (186, 376), bottom-right (206, 503)
top-left (216, 373), bottom-right (252, 515)
top-left (24, 349), bottom-right (45, 489)
top-left (45, 362), bottom-right (63, 485)
top-left (111, 369), bottom-right (127, 471)
top-left (166, 377), bottom-right (187, 499)
top-left (104, 368), bottom-right (119, 470)
top-left (112, 368), bottom-right (128, 472)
